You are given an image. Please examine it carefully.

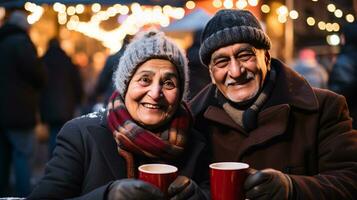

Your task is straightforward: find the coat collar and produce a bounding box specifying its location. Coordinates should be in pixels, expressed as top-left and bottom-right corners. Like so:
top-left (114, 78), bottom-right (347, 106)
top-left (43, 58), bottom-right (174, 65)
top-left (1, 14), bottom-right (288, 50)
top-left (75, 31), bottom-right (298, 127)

top-left (262, 58), bottom-right (319, 111)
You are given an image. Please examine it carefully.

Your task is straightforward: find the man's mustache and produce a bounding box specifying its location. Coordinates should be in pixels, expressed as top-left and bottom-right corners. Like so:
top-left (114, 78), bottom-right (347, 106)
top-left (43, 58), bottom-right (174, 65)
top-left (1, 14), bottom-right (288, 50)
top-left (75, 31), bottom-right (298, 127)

top-left (225, 70), bottom-right (255, 86)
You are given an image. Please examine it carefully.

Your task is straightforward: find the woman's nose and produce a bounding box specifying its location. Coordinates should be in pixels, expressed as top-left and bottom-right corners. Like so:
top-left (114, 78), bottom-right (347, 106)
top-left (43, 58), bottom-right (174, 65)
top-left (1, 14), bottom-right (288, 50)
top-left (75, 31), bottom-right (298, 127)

top-left (148, 84), bottom-right (163, 100)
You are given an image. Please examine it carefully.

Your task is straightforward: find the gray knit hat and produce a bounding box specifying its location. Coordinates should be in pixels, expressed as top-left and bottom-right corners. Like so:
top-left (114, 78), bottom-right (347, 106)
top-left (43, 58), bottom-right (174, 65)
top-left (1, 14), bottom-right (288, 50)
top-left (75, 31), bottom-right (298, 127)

top-left (199, 9), bottom-right (271, 66)
top-left (113, 30), bottom-right (188, 100)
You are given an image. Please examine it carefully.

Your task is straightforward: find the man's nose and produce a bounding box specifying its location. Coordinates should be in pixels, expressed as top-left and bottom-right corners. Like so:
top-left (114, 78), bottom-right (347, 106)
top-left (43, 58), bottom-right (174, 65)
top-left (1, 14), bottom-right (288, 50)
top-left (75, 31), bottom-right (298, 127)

top-left (228, 58), bottom-right (242, 78)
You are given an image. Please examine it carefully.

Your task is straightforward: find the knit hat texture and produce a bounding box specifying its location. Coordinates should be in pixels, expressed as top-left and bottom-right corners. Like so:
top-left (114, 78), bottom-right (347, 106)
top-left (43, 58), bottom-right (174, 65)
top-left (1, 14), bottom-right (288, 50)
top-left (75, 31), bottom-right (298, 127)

top-left (113, 30), bottom-right (188, 100)
top-left (199, 9), bottom-right (271, 66)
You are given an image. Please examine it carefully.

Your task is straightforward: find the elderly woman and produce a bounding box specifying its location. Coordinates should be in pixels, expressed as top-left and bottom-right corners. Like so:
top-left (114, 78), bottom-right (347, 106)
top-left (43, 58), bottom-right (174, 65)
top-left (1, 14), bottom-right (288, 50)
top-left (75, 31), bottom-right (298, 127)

top-left (29, 31), bottom-right (207, 200)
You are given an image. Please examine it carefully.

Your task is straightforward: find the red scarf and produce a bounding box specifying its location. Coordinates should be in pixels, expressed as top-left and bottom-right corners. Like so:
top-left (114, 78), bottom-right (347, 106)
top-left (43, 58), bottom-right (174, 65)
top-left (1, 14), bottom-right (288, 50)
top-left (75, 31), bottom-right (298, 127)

top-left (107, 91), bottom-right (192, 178)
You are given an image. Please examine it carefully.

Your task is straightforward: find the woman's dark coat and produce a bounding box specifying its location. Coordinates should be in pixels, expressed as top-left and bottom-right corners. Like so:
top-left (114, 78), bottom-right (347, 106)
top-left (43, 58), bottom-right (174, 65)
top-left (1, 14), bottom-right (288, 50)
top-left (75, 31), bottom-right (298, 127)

top-left (28, 110), bottom-right (206, 199)
top-left (190, 58), bottom-right (357, 199)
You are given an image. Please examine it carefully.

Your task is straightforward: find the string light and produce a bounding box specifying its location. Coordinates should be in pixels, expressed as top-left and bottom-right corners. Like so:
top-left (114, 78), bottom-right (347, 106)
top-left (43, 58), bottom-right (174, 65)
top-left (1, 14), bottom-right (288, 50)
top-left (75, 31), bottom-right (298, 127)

top-left (212, 0), bottom-right (222, 8)
top-left (307, 17), bottom-right (316, 26)
top-left (223, 0), bottom-right (234, 9)
top-left (318, 21), bottom-right (326, 30)
top-left (334, 9), bottom-right (343, 18)
top-left (67, 6), bottom-right (76, 16)
top-left (58, 12), bottom-right (67, 25)
top-left (325, 22), bottom-right (333, 32)
top-left (333, 23), bottom-right (340, 32)
top-left (289, 10), bottom-right (299, 19)
top-left (277, 5), bottom-right (288, 16)
top-left (50, 2), bottom-right (185, 53)
top-left (278, 15), bottom-right (287, 23)
top-left (248, 0), bottom-right (259, 7)
top-left (326, 34), bottom-right (340, 46)
top-left (21, 1), bottom-right (354, 49)
top-left (24, 2), bottom-right (44, 24)
top-left (261, 4), bottom-right (270, 13)
top-left (75, 4), bottom-right (85, 14)
top-left (236, 0), bottom-right (248, 9)
top-left (346, 14), bottom-right (355, 23)
top-left (185, 1), bottom-right (196, 9)
top-left (327, 4), bottom-right (336, 12)
top-left (91, 3), bottom-right (101, 13)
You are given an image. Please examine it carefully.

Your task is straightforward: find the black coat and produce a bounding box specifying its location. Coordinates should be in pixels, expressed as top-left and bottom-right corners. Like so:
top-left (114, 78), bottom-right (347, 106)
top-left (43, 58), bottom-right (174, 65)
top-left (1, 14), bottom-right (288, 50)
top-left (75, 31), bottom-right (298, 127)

top-left (28, 110), bottom-right (207, 199)
top-left (0, 23), bottom-right (46, 129)
top-left (40, 44), bottom-right (83, 125)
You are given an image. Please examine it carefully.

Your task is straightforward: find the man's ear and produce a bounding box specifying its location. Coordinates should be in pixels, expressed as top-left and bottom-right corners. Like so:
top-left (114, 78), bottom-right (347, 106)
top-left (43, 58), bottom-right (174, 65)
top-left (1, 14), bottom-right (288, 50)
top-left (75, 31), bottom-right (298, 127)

top-left (264, 51), bottom-right (271, 70)
top-left (209, 66), bottom-right (216, 84)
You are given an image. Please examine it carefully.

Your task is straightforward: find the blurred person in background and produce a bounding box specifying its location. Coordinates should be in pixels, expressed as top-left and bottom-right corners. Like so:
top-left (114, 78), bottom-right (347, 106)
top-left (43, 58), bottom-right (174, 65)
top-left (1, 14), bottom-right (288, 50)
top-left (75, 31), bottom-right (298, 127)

top-left (186, 29), bottom-right (211, 100)
top-left (0, 9), bottom-right (47, 196)
top-left (328, 22), bottom-right (357, 129)
top-left (29, 30), bottom-right (207, 200)
top-left (39, 38), bottom-right (83, 158)
top-left (293, 48), bottom-right (328, 88)
top-left (88, 35), bottom-right (132, 111)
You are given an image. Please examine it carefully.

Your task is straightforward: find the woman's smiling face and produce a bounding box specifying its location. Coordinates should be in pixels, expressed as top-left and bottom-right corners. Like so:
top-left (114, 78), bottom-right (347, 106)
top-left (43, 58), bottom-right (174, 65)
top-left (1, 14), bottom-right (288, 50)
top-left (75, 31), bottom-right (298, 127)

top-left (125, 59), bottom-right (180, 129)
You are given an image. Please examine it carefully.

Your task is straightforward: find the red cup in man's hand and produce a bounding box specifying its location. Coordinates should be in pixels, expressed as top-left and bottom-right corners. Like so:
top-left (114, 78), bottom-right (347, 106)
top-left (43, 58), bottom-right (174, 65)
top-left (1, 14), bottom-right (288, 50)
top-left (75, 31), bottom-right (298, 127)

top-left (210, 162), bottom-right (249, 200)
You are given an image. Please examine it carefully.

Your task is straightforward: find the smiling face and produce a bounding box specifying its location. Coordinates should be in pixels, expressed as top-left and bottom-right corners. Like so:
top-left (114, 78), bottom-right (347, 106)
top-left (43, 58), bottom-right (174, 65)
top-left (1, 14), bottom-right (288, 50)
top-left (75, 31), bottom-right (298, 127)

top-left (209, 43), bottom-right (270, 103)
top-left (125, 59), bottom-right (180, 129)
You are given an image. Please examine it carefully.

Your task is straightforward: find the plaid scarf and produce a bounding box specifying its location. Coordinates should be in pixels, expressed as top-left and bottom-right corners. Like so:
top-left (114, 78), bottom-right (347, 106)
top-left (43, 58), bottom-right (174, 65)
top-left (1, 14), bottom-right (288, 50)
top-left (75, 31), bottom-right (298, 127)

top-left (107, 91), bottom-right (192, 178)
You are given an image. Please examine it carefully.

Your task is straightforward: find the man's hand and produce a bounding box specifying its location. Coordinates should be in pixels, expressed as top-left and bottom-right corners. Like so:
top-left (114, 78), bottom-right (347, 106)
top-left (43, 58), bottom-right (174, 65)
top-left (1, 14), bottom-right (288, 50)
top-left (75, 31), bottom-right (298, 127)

top-left (244, 168), bottom-right (292, 200)
top-left (107, 179), bottom-right (164, 200)
top-left (168, 176), bottom-right (206, 200)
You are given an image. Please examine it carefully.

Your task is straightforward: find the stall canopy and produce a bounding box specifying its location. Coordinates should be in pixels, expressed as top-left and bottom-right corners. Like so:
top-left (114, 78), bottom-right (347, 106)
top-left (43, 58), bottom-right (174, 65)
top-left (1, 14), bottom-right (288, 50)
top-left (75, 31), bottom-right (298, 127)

top-left (0, 0), bottom-right (186, 7)
top-left (162, 8), bottom-right (212, 32)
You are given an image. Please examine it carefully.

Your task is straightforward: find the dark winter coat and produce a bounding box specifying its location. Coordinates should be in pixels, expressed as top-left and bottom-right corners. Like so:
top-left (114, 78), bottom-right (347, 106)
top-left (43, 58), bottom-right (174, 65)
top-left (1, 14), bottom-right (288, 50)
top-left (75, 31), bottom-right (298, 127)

top-left (28, 110), bottom-right (207, 199)
top-left (40, 44), bottom-right (83, 126)
top-left (0, 23), bottom-right (46, 129)
top-left (190, 58), bottom-right (357, 199)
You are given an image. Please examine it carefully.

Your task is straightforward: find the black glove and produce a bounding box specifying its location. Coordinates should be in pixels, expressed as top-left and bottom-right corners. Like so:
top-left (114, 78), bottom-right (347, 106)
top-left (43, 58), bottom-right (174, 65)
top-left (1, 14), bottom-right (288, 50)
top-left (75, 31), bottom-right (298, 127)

top-left (107, 179), bottom-right (164, 200)
top-left (168, 176), bottom-right (206, 200)
top-left (244, 168), bottom-right (292, 200)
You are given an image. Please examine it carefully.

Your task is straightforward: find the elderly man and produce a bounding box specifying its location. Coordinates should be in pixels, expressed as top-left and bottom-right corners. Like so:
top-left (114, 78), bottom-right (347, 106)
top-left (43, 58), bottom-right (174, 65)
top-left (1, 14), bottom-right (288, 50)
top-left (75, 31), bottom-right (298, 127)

top-left (190, 9), bottom-right (357, 199)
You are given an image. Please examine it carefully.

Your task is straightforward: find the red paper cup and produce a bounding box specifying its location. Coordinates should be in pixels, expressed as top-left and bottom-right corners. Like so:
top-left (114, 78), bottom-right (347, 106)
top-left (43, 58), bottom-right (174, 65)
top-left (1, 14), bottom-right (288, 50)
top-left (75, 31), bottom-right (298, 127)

top-left (210, 162), bottom-right (249, 200)
top-left (138, 164), bottom-right (178, 196)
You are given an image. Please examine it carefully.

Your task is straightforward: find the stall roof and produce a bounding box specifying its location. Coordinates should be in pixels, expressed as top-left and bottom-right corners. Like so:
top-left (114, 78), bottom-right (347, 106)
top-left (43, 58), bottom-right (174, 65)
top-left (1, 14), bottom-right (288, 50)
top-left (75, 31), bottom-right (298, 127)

top-left (162, 8), bottom-right (212, 32)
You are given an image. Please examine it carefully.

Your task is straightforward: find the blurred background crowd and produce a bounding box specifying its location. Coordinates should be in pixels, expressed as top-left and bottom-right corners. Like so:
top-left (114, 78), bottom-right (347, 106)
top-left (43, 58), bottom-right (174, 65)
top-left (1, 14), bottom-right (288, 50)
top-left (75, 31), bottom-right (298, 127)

top-left (0, 0), bottom-right (356, 197)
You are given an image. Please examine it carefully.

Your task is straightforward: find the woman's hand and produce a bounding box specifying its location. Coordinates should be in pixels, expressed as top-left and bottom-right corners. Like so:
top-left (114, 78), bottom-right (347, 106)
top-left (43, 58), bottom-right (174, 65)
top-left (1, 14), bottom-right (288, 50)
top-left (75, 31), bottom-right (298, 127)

top-left (107, 179), bottom-right (164, 200)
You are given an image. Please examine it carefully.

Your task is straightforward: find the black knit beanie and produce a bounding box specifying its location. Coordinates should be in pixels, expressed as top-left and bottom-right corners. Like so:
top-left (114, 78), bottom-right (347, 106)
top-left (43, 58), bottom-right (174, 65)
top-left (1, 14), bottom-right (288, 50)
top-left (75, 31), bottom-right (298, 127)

top-left (199, 9), bottom-right (272, 66)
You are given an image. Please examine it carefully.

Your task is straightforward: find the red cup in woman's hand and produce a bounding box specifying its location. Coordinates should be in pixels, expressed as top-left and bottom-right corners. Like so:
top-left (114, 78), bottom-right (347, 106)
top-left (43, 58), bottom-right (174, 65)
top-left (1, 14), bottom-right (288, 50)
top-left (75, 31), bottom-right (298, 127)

top-left (138, 164), bottom-right (178, 196)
